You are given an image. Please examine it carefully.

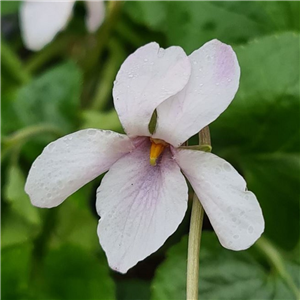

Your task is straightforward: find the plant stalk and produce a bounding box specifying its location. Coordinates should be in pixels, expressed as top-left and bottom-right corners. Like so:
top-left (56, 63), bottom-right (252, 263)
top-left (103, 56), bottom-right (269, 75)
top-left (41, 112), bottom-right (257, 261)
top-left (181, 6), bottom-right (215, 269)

top-left (186, 126), bottom-right (211, 300)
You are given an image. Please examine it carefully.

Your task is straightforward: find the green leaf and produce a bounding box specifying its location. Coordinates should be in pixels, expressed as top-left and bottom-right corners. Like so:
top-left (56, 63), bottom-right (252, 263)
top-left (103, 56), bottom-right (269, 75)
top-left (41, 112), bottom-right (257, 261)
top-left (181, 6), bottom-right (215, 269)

top-left (3, 61), bottom-right (82, 135)
top-left (81, 109), bottom-right (123, 132)
top-left (1, 209), bottom-right (40, 248)
top-left (210, 32), bottom-right (300, 249)
top-left (1, 243), bottom-right (33, 300)
top-left (4, 164), bottom-right (40, 225)
top-left (40, 244), bottom-right (116, 300)
top-left (125, 2), bottom-right (300, 52)
top-left (1, 1), bottom-right (21, 15)
top-left (152, 233), bottom-right (299, 300)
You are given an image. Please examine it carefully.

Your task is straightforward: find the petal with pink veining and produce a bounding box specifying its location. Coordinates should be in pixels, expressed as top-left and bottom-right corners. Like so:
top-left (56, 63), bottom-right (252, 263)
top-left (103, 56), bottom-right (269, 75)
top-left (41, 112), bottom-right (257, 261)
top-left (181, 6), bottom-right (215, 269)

top-left (96, 140), bottom-right (188, 273)
top-left (153, 40), bottom-right (240, 147)
top-left (20, 1), bottom-right (75, 51)
top-left (174, 148), bottom-right (264, 250)
top-left (25, 129), bottom-right (134, 208)
top-left (113, 42), bottom-right (191, 138)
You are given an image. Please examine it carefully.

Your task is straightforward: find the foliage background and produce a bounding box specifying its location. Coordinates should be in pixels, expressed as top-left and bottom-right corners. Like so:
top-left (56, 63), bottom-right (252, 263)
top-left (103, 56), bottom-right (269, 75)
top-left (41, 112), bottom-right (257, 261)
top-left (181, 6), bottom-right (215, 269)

top-left (1, 1), bottom-right (299, 299)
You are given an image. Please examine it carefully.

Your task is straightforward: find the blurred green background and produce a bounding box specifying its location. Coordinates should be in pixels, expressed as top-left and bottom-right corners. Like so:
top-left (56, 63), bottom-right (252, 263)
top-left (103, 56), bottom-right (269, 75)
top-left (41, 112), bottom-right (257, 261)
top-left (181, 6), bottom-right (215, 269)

top-left (1, 1), bottom-right (299, 299)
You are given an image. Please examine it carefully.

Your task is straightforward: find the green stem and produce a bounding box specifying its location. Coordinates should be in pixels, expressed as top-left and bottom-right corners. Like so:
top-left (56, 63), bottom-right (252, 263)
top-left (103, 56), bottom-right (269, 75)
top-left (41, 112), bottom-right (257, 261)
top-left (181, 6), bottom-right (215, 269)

top-left (2, 124), bottom-right (63, 161)
top-left (186, 126), bottom-right (211, 300)
top-left (256, 237), bottom-right (300, 299)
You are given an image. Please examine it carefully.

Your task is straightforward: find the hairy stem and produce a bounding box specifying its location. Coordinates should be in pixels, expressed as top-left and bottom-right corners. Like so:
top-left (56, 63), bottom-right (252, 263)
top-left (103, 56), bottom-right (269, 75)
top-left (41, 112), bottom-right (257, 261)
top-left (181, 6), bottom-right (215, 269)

top-left (186, 126), bottom-right (211, 300)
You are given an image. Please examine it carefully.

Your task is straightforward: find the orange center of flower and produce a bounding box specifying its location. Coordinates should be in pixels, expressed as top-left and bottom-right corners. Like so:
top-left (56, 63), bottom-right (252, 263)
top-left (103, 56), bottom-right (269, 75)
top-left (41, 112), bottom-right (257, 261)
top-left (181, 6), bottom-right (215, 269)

top-left (149, 138), bottom-right (168, 166)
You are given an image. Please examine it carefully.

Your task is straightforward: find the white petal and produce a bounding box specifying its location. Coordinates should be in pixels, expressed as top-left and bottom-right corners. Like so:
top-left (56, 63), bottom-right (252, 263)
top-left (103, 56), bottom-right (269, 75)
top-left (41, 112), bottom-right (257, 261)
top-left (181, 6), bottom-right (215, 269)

top-left (25, 129), bottom-right (134, 208)
top-left (85, 0), bottom-right (105, 32)
top-left (113, 42), bottom-right (191, 138)
top-left (96, 139), bottom-right (188, 273)
top-left (20, 1), bottom-right (75, 51)
top-left (153, 40), bottom-right (240, 147)
top-left (174, 149), bottom-right (264, 250)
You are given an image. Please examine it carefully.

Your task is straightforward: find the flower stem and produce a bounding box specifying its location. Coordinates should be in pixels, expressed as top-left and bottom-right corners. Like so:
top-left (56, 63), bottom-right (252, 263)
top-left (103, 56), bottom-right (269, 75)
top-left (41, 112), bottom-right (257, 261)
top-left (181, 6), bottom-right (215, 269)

top-left (186, 126), bottom-right (211, 300)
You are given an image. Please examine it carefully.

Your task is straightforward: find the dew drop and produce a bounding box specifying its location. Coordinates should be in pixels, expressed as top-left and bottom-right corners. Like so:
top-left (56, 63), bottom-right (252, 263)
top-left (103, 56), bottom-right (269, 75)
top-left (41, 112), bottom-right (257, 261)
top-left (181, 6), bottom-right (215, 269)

top-left (105, 130), bottom-right (112, 135)
top-left (206, 55), bottom-right (211, 61)
top-left (248, 226), bottom-right (254, 234)
top-left (193, 60), bottom-right (197, 65)
top-left (223, 163), bottom-right (231, 172)
top-left (128, 74), bottom-right (133, 78)
top-left (216, 82), bottom-right (220, 86)
top-left (48, 143), bottom-right (55, 152)
top-left (227, 206), bottom-right (233, 213)
top-left (232, 217), bottom-right (237, 223)
top-left (144, 58), bottom-right (148, 62)
top-left (68, 136), bottom-right (73, 141)
top-left (215, 167), bottom-right (221, 174)
top-left (87, 129), bottom-right (97, 136)
top-left (199, 83), bottom-right (203, 87)
top-left (47, 193), bottom-right (52, 199)
top-left (227, 78), bottom-right (232, 82)
top-left (233, 234), bottom-right (239, 239)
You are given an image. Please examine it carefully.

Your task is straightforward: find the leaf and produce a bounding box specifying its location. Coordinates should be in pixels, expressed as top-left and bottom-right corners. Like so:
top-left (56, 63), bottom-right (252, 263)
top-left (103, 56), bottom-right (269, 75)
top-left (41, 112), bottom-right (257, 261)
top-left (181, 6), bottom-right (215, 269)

top-left (152, 233), bottom-right (299, 300)
top-left (40, 244), bottom-right (116, 300)
top-left (3, 61), bottom-right (82, 136)
top-left (125, 2), bottom-right (300, 52)
top-left (4, 164), bottom-right (40, 225)
top-left (1, 1), bottom-right (21, 15)
top-left (1, 209), bottom-right (40, 248)
top-left (81, 109), bottom-right (123, 133)
top-left (210, 32), bottom-right (300, 249)
top-left (1, 243), bottom-right (33, 300)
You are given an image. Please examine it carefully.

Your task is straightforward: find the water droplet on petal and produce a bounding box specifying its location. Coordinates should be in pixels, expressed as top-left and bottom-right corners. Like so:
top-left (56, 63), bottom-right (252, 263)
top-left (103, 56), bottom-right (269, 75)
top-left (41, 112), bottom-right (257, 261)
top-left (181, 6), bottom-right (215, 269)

top-left (223, 163), bottom-right (231, 172)
top-left (248, 226), bottom-right (254, 234)
top-left (87, 129), bottom-right (97, 136)
top-left (144, 58), bottom-right (148, 62)
top-left (227, 206), bottom-right (233, 213)
top-left (48, 143), bottom-right (55, 152)
top-left (233, 234), bottom-right (239, 239)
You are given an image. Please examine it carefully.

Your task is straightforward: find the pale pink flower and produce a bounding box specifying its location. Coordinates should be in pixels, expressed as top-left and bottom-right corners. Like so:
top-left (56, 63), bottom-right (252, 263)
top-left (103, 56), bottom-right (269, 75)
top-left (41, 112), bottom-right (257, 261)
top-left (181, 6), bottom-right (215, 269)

top-left (25, 41), bottom-right (264, 273)
top-left (20, 0), bottom-right (105, 51)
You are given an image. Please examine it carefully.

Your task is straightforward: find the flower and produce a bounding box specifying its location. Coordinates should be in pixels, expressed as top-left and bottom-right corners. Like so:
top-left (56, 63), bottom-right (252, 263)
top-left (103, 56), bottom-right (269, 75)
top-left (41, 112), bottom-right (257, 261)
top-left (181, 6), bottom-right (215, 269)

top-left (20, 0), bottom-right (105, 51)
top-left (25, 40), bottom-right (264, 274)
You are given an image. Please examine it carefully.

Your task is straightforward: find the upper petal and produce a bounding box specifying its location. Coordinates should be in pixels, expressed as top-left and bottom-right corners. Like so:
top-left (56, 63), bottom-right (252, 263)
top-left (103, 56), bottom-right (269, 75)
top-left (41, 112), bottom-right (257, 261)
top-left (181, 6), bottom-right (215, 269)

top-left (85, 0), bottom-right (105, 32)
top-left (20, 0), bottom-right (75, 51)
top-left (174, 149), bottom-right (264, 250)
top-left (153, 40), bottom-right (240, 147)
top-left (96, 139), bottom-right (188, 273)
top-left (113, 42), bottom-right (191, 138)
top-left (25, 129), bottom-right (134, 208)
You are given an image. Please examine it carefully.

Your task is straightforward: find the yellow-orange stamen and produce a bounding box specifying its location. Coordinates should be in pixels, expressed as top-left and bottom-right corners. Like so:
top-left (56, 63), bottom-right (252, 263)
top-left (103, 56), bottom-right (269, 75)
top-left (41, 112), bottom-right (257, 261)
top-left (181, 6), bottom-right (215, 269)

top-left (149, 138), bottom-right (167, 166)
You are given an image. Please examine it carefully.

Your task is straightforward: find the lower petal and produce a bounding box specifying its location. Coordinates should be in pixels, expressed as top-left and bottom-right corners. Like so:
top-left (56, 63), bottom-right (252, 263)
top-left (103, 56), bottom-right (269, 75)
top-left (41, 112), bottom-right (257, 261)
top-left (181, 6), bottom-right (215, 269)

top-left (85, 1), bottom-right (105, 32)
top-left (25, 129), bottom-right (133, 208)
top-left (96, 140), bottom-right (188, 273)
top-left (174, 149), bottom-right (264, 250)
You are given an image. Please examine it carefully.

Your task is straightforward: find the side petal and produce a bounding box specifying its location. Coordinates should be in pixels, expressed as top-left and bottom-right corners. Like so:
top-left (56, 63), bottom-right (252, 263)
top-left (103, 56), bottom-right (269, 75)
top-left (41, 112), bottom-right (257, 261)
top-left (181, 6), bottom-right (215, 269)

top-left (25, 129), bottom-right (134, 208)
top-left (20, 1), bottom-right (75, 51)
top-left (113, 43), bottom-right (191, 138)
top-left (174, 149), bottom-right (264, 250)
top-left (153, 40), bottom-right (240, 147)
top-left (85, 0), bottom-right (105, 32)
top-left (96, 140), bottom-right (188, 273)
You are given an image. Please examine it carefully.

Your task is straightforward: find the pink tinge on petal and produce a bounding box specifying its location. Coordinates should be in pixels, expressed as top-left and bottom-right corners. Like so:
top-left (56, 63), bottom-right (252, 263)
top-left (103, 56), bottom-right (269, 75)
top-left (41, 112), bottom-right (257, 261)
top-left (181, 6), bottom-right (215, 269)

top-left (85, 0), bottom-right (105, 32)
top-left (174, 148), bottom-right (264, 250)
top-left (96, 139), bottom-right (188, 273)
top-left (153, 39), bottom-right (240, 147)
top-left (25, 129), bottom-right (134, 208)
top-left (113, 42), bottom-right (191, 138)
top-left (20, 1), bottom-right (75, 51)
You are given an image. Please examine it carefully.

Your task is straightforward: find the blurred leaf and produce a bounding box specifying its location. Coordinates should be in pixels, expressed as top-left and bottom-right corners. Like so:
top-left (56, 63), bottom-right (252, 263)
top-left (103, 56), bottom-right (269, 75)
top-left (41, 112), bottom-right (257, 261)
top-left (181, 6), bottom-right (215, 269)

top-left (3, 61), bottom-right (82, 136)
top-left (81, 109), bottom-right (123, 132)
top-left (152, 233), bottom-right (299, 300)
top-left (40, 244), bottom-right (116, 300)
top-left (211, 32), bottom-right (300, 249)
top-left (1, 209), bottom-right (40, 248)
top-left (1, 1), bottom-right (21, 15)
top-left (117, 279), bottom-right (151, 300)
top-left (1, 243), bottom-right (33, 300)
top-left (4, 164), bottom-right (40, 225)
top-left (125, 2), bottom-right (299, 52)
top-left (51, 184), bottom-right (100, 251)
